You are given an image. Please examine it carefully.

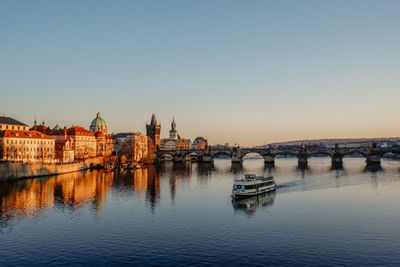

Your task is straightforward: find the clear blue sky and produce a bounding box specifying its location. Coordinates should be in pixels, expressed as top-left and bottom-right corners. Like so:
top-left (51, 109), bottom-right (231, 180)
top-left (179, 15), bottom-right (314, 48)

top-left (1, 0), bottom-right (400, 146)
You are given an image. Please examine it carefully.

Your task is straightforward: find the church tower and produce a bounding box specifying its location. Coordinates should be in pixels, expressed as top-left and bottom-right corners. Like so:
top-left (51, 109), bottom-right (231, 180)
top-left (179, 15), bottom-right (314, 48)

top-left (169, 117), bottom-right (178, 139)
top-left (146, 114), bottom-right (161, 149)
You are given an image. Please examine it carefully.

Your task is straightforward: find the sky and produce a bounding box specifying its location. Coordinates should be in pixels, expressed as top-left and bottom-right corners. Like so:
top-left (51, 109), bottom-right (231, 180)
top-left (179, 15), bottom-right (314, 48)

top-left (1, 0), bottom-right (400, 146)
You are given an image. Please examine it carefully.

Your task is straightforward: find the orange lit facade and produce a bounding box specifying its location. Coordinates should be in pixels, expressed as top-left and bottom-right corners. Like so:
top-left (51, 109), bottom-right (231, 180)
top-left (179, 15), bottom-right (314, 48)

top-left (67, 126), bottom-right (97, 159)
top-left (192, 137), bottom-right (208, 150)
top-left (176, 139), bottom-right (191, 150)
top-left (0, 129), bottom-right (55, 163)
top-left (132, 132), bottom-right (148, 163)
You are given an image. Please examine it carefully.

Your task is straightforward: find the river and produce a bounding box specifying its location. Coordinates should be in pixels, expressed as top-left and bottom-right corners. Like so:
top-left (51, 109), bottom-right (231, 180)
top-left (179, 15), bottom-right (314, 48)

top-left (1, 157), bottom-right (400, 266)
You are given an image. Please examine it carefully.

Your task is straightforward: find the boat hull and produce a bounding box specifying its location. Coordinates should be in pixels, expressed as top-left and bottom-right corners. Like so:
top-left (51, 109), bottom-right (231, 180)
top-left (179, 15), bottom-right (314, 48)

top-left (233, 184), bottom-right (276, 198)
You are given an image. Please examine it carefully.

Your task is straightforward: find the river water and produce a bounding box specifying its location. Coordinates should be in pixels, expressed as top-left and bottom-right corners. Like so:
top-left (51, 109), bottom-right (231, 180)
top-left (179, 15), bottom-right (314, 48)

top-left (1, 157), bottom-right (400, 266)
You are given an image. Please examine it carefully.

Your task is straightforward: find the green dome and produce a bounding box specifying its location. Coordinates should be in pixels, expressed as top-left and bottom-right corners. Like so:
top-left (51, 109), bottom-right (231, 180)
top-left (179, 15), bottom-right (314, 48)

top-left (53, 123), bottom-right (62, 130)
top-left (90, 112), bottom-right (107, 129)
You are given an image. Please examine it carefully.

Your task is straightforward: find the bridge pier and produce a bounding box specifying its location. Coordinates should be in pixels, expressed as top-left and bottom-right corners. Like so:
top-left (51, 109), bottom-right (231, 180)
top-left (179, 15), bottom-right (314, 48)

top-left (263, 155), bottom-right (275, 165)
top-left (173, 154), bottom-right (185, 163)
top-left (199, 155), bottom-right (213, 163)
top-left (298, 157), bottom-right (308, 168)
top-left (231, 151), bottom-right (242, 164)
top-left (366, 154), bottom-right (381, 167)
top-left (331, 155), bottom-right (343, 169)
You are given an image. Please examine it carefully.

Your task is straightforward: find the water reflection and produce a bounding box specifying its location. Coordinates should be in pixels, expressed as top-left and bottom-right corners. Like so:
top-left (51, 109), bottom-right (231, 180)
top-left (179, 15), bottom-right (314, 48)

top-left (1, 158), bottom-right (400, 229)
top-left (232, 193), bottom-right (276, 215)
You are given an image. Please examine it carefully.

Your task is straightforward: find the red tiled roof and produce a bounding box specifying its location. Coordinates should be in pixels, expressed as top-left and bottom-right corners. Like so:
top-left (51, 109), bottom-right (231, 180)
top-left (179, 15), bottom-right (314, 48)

top-left (30, 125), bottom-right (51, 134)
top-left (0, 130), bottom-right (55, 140)
top-left (67, 126), bottom-right (94, 136)
top-left (49, 129), bottom-right (68, 136)
top-left (95, 131), bottom-right (104, 137)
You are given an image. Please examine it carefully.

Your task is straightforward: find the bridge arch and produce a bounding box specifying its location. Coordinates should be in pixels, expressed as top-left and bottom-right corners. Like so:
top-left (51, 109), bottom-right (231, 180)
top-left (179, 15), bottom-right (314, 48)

top-left (275, 151), bottom-right (299, 159)
top-left (211, 151), bottom-right (232, 159)
top-left (381, 151), bottom-right (400, 159)
top-left (159, 152), bottom-right (175, 159)
top-left (240, 151), bottom-right (265, 160)
top-left (342, 150), bottom-right (368, 158)
top-left (308, 151), bottom-right (333, 158)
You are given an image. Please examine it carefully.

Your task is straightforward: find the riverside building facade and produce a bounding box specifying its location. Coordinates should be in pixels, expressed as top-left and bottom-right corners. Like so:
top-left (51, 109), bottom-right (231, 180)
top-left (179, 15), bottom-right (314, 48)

top-left (0, 116), bottom-right (29, 131)
top-left (0, 129), bottom-right (55, 163)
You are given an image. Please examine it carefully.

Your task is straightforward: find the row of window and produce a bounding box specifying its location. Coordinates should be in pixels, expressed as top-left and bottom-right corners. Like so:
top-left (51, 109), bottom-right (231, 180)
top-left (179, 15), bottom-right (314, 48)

top-left (6, 147), bottom-right (54, 152)
top-left (234, 181), bottom-right (275, 190)
top-left (0, 124), bottom-right (28, 131)
top-left (76, 136), bottom-right (95, 141)
top-left (5, 155), bottom-right (53, 160)
top-left (5, 139), bottom-right (53, 145)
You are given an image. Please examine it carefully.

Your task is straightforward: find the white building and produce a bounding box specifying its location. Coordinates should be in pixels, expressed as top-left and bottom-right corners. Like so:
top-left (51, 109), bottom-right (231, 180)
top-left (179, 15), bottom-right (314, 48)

top-left (0, 129), bottom-right (55, 163)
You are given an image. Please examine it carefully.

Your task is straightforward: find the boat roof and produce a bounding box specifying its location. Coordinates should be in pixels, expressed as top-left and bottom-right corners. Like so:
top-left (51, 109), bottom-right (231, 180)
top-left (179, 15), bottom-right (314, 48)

top-left (235, 175), bottom-right (274, 182)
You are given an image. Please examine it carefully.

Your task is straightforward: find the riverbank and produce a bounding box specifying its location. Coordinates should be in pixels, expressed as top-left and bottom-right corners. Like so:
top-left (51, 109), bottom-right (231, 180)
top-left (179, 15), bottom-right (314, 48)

top-left (0, 157), bottom-right (104, 181)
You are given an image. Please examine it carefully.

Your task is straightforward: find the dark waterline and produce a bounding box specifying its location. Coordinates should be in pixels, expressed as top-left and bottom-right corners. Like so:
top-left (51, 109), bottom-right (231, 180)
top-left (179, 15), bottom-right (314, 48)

top-left (1, 158), bottom-right (400, 266)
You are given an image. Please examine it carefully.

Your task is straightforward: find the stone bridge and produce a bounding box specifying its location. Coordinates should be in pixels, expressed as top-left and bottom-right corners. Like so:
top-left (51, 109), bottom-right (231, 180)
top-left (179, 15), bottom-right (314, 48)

top-left (157, 144), bottom-right (400, 168)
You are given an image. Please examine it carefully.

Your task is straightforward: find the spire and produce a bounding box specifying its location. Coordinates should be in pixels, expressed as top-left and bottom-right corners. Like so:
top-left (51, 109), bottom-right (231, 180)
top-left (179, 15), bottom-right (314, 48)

top-left (171, 117), bottom-right (176, 130)
top-left (150, 114), bottom-right (157, 125)
top-left (42, 118), bottom-right (45, 126)
top-left (34, 116), bottom-right (37, 126)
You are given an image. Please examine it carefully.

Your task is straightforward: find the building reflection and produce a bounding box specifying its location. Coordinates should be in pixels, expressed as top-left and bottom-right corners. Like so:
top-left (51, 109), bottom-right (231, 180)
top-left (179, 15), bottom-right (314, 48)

top-left (0, 171), bottom-right (115, 226)
top-left (145, 166), bottom-right (161, 211)
top-left (232, 193), bottom-right (276, 215)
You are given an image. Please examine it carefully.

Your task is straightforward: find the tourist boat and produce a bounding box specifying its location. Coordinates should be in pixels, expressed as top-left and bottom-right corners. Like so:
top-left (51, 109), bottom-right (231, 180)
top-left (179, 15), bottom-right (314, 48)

top-left (232, 174), bottom-right (276, 198)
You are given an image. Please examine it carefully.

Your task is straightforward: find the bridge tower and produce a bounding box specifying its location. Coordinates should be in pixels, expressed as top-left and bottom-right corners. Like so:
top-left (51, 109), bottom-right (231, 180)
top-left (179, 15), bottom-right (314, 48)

top-left (146, 114), bottom-right (161, 150)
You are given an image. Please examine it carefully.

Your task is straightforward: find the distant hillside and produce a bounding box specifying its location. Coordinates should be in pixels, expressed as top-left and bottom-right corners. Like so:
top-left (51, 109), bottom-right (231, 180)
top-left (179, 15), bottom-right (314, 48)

top-left (258, 137), bottom-right (400, 147)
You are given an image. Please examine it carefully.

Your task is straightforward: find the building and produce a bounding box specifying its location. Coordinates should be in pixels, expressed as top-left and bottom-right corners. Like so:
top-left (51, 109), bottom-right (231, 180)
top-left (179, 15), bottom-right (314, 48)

top-left (90, 112), bottom-right (108, 135)
top-left (67, 126), bottom-right (97, 159)
top-left (192, 137), bottom-right (208, 150)
top-left (169, 117), bottom-right (179, 139)
top-left (114, 132), bottom-right (134, 157)
top-left (132, 133), bottom-right (148, 163)
top-left (114, 132), bottom-right (151, 163)
top-left (89, 112), bottom-right (114, 157)
top-left (161, 139), bottom-right (177, 150)
top-left (176, 139), bottom-right (191, 150)
top-left (146, 136), bottom-right (156, 164)
top-left (51, 128), bottom-right (75, 163)
top-left (0, 116), bottom-right (29, 131)
top-left (146, 114), bottom-right (161, 150)
top-left (31, 122), bottom-right (75, 163)
top-left (0, 129), bottom-right (55, 163)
